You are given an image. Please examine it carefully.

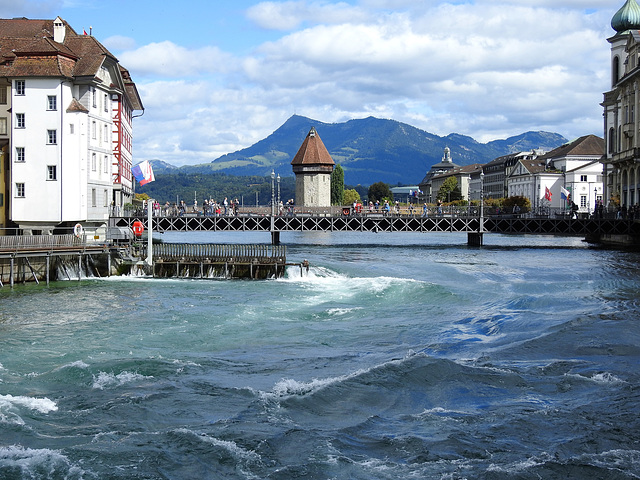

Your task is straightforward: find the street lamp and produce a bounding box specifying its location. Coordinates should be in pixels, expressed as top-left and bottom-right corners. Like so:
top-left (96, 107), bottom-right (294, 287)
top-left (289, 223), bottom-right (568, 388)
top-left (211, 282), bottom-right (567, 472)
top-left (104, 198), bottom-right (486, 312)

top-left (277, 174), bottom-right (281, 206)
top-left (271, 170), bottom-right (275, 217)
top-left (479, 171), bottom-right (484, 230)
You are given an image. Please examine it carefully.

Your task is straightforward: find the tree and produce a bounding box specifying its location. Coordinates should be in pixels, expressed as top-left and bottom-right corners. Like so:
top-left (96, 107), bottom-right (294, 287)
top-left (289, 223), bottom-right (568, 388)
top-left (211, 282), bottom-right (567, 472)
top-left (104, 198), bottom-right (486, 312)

top-left (436, 176), bottom-right (461, 202)
top-left (368, 182), bottom-right (392, 203)
top-left (331, 164), bottom-right (344, 205)
top-left (343, 189), bottom-right (361, 205)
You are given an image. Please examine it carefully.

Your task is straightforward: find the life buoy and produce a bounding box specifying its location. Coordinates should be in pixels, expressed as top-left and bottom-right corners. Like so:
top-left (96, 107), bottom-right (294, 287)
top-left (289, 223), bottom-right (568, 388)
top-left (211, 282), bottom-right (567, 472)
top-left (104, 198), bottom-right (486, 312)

top-left (132, 220), bottom-right (144, 237)
top-left (73, 223), bottom-right (83, 237)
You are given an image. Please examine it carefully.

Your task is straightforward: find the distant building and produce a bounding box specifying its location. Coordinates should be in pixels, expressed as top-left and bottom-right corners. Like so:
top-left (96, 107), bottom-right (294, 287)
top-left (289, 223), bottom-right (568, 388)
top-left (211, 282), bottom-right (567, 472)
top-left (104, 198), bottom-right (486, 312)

top-left (508, 135), bottom-right (604, 212)
top-left (418, 147), bottom-right (460, 202)
top-left (291, 127), bottom-right (334, 207)
top-left (430, 163), bottom-right (483, 202)
top-left (483, 151), bottom-right (542, 200)
top-left (0, 17), bottom-right (143, 234)
top-left (602, 0), bottom-right (640, 207)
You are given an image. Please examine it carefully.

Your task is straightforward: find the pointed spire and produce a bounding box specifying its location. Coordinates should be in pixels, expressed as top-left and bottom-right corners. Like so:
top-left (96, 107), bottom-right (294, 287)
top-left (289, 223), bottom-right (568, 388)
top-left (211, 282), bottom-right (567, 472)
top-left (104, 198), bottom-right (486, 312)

top-left (612, 0), bottom-right (640, 33)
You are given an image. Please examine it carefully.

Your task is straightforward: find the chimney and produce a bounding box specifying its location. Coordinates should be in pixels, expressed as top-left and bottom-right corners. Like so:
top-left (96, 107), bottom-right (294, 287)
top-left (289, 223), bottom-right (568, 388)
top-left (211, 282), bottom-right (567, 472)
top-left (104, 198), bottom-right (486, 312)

top-left (53, 17), bottom-right (65, 43)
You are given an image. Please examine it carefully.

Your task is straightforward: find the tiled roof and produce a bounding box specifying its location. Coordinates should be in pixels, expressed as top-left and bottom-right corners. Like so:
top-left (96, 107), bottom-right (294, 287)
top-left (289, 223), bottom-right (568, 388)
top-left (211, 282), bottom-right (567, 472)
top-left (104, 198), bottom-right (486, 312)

top-left (66, 98), bottom-right (88, 113)
top-left (0, 17), bottom-right (142, 110)
top-left (431, 163), bottom-right (483, 180)
top-left (538, 134), bottom-right (604, 161)
top-left (291, 127), bottom-right (335, 166)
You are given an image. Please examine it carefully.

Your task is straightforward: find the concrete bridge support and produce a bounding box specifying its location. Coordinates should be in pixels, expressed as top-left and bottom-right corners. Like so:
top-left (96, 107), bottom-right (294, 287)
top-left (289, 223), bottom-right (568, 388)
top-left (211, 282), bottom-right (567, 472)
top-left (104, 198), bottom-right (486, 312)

top-left (467, 232), bottom-right (484, 246)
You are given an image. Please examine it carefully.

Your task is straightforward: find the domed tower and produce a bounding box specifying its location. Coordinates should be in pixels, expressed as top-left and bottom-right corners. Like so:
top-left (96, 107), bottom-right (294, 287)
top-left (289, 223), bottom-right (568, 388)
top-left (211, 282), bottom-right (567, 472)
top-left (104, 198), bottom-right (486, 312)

top-left (602, 0), bottom-right (640, 207)
top-left (291, 127), bottom-right (335, 207)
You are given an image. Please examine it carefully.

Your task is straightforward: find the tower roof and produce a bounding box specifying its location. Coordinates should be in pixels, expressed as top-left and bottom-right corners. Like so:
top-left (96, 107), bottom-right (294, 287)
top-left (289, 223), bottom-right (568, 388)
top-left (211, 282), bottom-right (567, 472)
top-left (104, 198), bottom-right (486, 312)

top-left (291, 127), bottom-right (335, 167)
top-left (612, 0), bottom-right (640, 33)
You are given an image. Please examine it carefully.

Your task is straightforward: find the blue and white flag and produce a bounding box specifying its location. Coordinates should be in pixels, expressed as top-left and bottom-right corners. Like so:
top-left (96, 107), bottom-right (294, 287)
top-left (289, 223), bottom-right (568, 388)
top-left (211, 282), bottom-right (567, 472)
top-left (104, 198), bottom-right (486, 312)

top-left (561, 186), bottom-right (570, 200)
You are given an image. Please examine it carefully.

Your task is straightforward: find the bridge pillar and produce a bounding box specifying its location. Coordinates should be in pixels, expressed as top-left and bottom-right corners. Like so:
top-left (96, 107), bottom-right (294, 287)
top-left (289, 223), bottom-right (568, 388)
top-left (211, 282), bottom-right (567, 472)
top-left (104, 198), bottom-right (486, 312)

top-left (271, 231), bottom-right (281, 245)
top-left (467, 232), bottom-right (483, 246)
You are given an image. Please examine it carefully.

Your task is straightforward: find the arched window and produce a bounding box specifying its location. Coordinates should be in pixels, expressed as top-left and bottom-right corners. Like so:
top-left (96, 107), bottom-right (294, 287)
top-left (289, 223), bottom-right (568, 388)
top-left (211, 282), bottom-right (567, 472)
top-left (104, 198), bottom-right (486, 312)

top-left (609, 127), bottom-right (616, 154)
top-left (613, 56), bottom-right (620, 86)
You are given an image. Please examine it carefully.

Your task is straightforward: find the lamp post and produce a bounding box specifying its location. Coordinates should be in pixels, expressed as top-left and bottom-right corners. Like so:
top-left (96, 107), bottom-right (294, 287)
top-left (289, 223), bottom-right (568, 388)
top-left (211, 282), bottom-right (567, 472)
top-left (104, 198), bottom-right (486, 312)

top-left (479, 171), bottom-right (484, 230)
top-left (271, 170), bottom-right (275, 217)
top-left (277, 174), bottom-right (281, 206)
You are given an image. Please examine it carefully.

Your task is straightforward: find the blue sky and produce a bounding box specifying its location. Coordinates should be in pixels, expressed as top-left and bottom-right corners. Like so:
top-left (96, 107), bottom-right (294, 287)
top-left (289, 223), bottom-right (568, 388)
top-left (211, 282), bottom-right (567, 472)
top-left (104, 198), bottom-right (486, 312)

top-left (6, 0), bottom-right (623, 166)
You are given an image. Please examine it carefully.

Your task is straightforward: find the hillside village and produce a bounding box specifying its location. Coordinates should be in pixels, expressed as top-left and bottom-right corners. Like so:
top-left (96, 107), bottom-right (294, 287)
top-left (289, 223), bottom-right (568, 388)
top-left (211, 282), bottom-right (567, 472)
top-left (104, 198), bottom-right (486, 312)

top-left (1, 0), bottom-right (640, 234)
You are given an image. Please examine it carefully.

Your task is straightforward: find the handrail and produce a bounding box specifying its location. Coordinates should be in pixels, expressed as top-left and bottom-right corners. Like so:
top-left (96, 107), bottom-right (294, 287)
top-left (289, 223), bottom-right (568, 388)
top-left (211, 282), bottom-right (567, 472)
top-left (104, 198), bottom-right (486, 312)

top-left (0, 234), bottom-right (86, 252)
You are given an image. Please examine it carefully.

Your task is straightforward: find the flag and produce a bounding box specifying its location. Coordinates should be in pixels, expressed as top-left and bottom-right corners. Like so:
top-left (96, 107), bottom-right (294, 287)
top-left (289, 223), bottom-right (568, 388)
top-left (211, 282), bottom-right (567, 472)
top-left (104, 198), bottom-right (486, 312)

top-left (132, 160), bottom-right (155, 186)
top-left (83, 29), bottom-right (88, 35)
top-left (545, 186), bottom-right (552, 201)
top-left (561, 186), bottom-right (570, 200)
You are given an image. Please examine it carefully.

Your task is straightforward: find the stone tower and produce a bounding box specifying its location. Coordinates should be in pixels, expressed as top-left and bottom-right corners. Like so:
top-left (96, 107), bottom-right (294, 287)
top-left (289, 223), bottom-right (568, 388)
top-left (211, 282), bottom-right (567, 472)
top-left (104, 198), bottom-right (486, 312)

top-left (291, 127), bottom-right (335, 207)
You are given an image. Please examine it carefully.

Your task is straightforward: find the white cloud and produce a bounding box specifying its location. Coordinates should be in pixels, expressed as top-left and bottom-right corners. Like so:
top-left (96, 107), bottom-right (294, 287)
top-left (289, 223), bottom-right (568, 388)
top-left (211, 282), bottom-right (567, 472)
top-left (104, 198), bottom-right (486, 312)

top-left (118, 41), bottom-right (235, 77)
top-left (124, 0), bottom-right (619, 165)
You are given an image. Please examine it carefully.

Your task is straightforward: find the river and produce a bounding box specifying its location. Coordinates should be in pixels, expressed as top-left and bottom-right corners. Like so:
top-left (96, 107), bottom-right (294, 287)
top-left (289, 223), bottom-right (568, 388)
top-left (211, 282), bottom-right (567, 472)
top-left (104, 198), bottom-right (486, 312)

top-left (0, 231), bottom-right (639, 479)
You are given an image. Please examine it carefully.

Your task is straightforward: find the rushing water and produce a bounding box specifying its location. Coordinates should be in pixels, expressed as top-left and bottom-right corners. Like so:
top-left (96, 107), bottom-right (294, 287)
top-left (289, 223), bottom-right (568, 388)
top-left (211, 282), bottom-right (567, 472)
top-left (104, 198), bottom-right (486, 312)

top-left (1, 231), bottom-right (639, 479)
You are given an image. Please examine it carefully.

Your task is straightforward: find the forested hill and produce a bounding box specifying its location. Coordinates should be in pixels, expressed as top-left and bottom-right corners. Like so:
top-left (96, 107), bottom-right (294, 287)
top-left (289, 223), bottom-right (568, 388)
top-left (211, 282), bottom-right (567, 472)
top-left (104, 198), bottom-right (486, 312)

top-left (146, 115), bottom-right (568, 186)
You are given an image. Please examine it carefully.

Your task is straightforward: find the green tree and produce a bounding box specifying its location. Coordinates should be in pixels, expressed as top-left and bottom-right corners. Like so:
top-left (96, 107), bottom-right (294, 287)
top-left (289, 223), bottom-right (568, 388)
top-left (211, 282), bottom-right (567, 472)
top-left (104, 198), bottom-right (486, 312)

top-left (437, 176), bottom-right (462, 202)
top-left (368, 182), bottom-right (392, 203)
top-left (331, 164), bottom-right (344, 205)
top-left (343, 189), bottom-right (361, 205)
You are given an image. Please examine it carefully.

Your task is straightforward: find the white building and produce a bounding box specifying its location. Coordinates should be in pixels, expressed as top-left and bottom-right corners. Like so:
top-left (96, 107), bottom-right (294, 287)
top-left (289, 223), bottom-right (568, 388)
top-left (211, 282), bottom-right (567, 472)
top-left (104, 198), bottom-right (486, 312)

top-left (0, 17), bottom-right (143, 234)
top-left (602, 0), bottom-right (640, 208)
top-left (508, 135), bottom-right (604, 213)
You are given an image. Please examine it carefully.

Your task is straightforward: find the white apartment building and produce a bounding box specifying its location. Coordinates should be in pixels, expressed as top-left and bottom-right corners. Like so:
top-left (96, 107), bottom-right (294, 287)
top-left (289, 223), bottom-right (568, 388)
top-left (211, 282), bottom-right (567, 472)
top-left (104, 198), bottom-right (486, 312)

top-left (0, 17), bottom-right (143, 234)
top-left (508, 135), bottom-right (604, 213)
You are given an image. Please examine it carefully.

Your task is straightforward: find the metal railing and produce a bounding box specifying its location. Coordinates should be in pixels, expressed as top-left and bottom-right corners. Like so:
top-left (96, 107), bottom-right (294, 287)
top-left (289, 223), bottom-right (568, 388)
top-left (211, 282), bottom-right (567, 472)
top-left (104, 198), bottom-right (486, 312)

top-left (0, 234), bottom-right (86, 252)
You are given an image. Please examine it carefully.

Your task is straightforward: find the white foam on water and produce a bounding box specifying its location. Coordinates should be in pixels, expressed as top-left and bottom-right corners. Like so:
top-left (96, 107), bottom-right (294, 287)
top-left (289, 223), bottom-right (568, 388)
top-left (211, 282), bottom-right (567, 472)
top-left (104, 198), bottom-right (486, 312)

top-left (92, 371), bottom-right (153, 390)
top-left (565, 371), bottom-right (626, 385)
top-left (0, 394), bottom-right (58, 413)
top-left (175, 428), bottom-right (262, 463)
top-left (0, 445), bottom-right (86, 478)
top-left (56, 360), bottom-right (90, 370)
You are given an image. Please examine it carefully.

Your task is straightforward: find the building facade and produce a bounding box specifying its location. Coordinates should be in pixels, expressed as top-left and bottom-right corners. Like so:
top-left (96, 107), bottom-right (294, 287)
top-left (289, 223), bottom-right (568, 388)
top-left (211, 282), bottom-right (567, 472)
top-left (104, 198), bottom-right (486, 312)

top-left (508, 135), bottom-right (604, 213)
top-left (0, 17), bottom-right (142, 234)
top-left (418, 147), bottom-right (460, 203)
top-left (602, 0), bottom-right (640, 209)
top-left (291, 127), bottom-right (335, 207)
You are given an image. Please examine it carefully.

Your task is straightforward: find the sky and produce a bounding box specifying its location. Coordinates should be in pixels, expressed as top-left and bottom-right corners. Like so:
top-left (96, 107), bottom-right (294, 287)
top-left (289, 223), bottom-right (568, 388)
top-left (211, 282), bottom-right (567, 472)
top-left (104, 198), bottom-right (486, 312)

top-left (5, 0), bottom-right (624, 166)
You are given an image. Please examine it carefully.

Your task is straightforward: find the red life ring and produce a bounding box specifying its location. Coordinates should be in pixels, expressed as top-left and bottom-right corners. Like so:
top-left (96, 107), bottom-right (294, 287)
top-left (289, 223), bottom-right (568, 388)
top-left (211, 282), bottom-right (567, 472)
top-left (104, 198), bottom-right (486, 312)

top-left (132, 220), bottom-right (144, 237)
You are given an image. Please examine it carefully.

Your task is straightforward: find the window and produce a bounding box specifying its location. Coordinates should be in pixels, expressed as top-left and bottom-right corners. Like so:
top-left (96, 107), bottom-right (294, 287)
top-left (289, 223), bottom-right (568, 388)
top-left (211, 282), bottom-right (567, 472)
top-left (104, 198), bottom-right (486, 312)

top-left (0, 117), bottom-right (6, 135)
top-left (580, 195), bottom-right (587, 208)
top-left (104, 155), bottom-right (108, 173)
top-left (92, 121), bottom-right (96, 139)
top-left (15, 183), bottom-right (25, 197)
top-left (103, 189), bottom-right (108, 207)
top-left (104, 124), bottom-right (108, 142)
top-left (69, 123), bottom-right (74, 134)
top-left (16, 113), bottom-right (25, 128)
top-left (15, 147), bottom-right (24, 163)
top-left (47, 129), bottom-right (57, 144)
top-left (47, 165), bottom-right (57, 180)
top-left (0, 87), bottom-right (6, 104)
top-left (92, 87), bottom-right (96, 108)
top-left (104, 94), bottom-right (108, 112)
top-left (580, 175), bottom-right (588, 182)
top-left (47, 95), bottom-right (57, 111)
top-left (91, 188), bottom-right (96, 207)
top-left (92, 153), bottom-right (96, 171)
top-left (15, 80), bottom-right (25, 95)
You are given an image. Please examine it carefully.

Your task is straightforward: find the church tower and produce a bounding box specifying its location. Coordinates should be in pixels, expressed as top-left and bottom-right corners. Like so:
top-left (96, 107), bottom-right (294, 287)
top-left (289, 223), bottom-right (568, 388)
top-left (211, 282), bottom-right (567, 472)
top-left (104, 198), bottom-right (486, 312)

top-left (291, 127), bottom-right (335, 207)
top-left (602, 0), bottom-right (640, 206)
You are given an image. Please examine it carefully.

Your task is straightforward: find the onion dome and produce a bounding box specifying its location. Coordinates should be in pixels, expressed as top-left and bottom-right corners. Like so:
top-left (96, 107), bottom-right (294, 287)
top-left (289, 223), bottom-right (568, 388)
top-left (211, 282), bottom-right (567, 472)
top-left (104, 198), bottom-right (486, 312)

top-left (612, 0), bottom-right (640, 33)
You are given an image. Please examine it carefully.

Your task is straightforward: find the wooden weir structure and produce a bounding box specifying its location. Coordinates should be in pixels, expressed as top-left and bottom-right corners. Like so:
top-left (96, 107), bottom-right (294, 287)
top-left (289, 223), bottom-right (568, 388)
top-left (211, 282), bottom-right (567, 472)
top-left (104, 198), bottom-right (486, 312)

top-left (146, 243), bottom-right (302, 279)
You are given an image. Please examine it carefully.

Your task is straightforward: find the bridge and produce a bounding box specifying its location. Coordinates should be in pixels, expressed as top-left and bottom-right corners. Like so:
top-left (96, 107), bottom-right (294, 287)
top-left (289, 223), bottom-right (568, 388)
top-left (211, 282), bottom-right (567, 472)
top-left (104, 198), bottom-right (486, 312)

top-left (110, 208), bottom-right (640, 246)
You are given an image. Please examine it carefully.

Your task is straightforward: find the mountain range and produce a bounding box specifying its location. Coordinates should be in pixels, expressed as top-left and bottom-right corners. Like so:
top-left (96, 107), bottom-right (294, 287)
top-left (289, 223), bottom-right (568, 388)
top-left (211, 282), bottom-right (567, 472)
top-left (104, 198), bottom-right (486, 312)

top-left (147, 115), bottom-right (569, 186)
